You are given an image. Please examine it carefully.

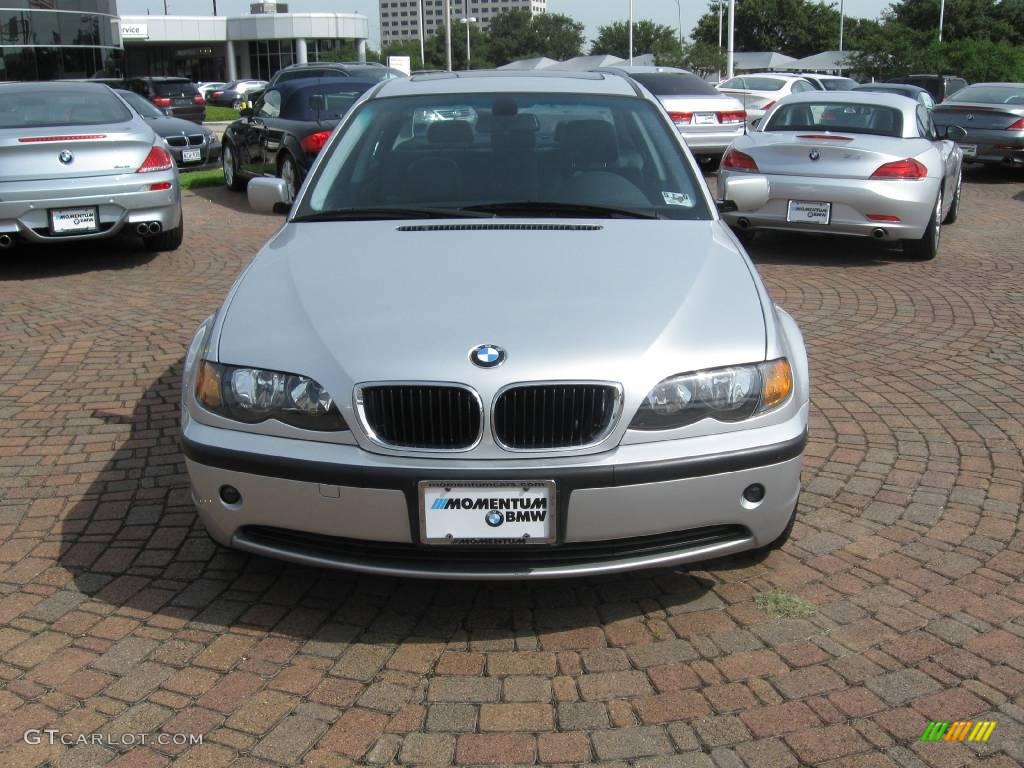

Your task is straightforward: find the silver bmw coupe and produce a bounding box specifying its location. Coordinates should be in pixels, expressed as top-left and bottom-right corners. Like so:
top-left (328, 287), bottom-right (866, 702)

top-left (181, 71), bottom-right (810, 579)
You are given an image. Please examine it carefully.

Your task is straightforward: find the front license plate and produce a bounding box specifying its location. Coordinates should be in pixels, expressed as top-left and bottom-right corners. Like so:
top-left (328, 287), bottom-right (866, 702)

top-left (419, 481), bottom-right (556, 545)
top-left (181, 148), bottom-right (202, 162)
top-left (694, 112), bottom-right (717, 125)
top-left (49, 206), bottom-right (98, 234)
top-left (787, 199), bottom-right (831, 224)
top-left (960, 144), bottom-right (977, 157)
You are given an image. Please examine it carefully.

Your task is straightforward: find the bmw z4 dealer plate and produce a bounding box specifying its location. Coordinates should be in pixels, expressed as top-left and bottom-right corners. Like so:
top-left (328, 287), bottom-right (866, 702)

top-left (787, 200), bottom-right (831, 225)
top-left (419, 481), bottom-right (556, 545)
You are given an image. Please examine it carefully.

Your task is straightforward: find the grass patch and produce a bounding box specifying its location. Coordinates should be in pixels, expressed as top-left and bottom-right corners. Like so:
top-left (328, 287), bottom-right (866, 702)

top-left (754, 589), bottom-right (817, 618)
top-left (179, 168), bottom-right (224, 190)
top-left (205, 106), bottom-right (240, 122)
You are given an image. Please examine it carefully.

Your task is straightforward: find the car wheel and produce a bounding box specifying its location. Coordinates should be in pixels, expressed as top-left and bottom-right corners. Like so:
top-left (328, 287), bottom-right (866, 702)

top-left (904, 193), bottom-right (941, 261)
top-left (731, 226), bottom-right (757, 247)
top-left (279, 154), bottom-right (299, 201)
top-left (223, 144), bottom-right (246, 192)
top-left (144, 212), bottom-right (184, 253)
top-left (942, 171), bottom-right (961, 225)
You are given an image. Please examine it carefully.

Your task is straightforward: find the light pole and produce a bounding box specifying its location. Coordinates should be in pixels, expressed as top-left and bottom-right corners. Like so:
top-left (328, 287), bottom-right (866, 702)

top-left (418, 0), bottom-right (425, 68)
top-left (628, 0), bottom-right (634, 65)
top-left (726, 0), bottom-right (735, 80)
top-left (938, 0), bottom-right (945, 41)
top-left (718, 0), bottom-right (724, 81)
top-left (838, 0), bottom-right (844, 52)
top-left (460, 16), bottom-right (476, 69)
top-left (672, 0), bottom-right (682, 49)
top-left (444, 0), bottom-right (452, 72)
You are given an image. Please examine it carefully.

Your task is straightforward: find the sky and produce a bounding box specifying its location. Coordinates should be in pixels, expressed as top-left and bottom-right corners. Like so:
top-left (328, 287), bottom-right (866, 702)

top-left (120, 0), bottom-right (894, 49)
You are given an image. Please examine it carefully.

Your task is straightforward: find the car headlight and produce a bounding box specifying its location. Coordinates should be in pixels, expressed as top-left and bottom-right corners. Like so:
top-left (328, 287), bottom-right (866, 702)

top-left (194, 360), bottom-right (348, 431)
top-left (205, 129), bottom-right (219, 144)
top-left (631, 358), bottom-right (793, 430)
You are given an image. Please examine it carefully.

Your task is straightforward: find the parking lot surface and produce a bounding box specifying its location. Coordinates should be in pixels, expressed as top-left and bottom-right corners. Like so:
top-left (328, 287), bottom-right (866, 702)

top-left (0, 169), bottom-right (1022, 767)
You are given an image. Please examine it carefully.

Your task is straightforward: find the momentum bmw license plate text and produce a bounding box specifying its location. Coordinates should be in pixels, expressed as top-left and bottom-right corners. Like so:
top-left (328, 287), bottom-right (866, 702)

top-left (50, 206), bottom-right (98, 234)
top-left (419, 481), bottom-right (556, 545)
top-left (787, 200), bottom-right (831, 225)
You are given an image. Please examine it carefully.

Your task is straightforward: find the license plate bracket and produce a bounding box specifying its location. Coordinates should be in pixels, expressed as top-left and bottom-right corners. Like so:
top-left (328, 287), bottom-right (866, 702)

top-left (419, 480), bottom-right (556, 545)
top-left (49, 206), bottom-right (98, 234)
top-left (694, 112), bottom-right (717, 125)
top-left (181, 148), bottom-right (202, 162)
top-left (787, 199), bottom-right (831, 224)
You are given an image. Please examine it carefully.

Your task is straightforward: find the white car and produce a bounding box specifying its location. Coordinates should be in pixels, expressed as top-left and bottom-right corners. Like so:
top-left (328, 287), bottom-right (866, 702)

top-left (718, 73), bottom-right (816, 125)
top-left (800, 74), bottom-right (859, 92)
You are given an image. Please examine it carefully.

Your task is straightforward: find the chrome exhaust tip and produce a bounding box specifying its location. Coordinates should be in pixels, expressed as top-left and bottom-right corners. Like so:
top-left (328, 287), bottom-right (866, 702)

top-left (0, 233), bottom-right (13, 249)
top-left (148, 222), bottom-right (162, 234)
top-left (872, 228), bottom-right (886, 240)
top-left (136, 223), bottom-right (151, 236)
top-left (737, 217), bottom-right (751, 230)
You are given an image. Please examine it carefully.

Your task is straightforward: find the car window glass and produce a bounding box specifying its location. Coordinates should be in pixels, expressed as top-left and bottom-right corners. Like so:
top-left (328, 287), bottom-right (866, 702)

top-left (921, 92), bottom-right (935, 110)
top-left (822, 78), bottom-right (857, 91)
top-left (630, 73), bottom-right (718, 97)
top-left (743, 77), bottom-right (785, 91)
top-left (0, 88), bottom-right (132, 128)
top-left (947, 85), bottom-right (1024, 104)
top-left (719, 77), bottom-right (743, 89)
top-left (117, 90), bottom-right (165, 119)
top-left (765, 102), bottom-right (903, 137)
top-left (791, 80), bottom-right (814, 93)
top-left (302, 93), bottom-right (711, 221)
top-left (916, 105), bottom-right (930, 138)
top-left (258, 90), bottom-right (281, 118)
top-left (154, 81), bottom-right (198, 97)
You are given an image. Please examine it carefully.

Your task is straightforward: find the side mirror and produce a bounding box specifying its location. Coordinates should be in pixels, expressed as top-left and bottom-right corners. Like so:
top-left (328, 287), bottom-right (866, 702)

top-left (248, 177), bottom-right (292, 214)
top-left (308, 94), bottom-right (325, 112)
top-left (720, 175), bottom-right (770, 212)
top-left (944, 124), bottom-right (967, 142)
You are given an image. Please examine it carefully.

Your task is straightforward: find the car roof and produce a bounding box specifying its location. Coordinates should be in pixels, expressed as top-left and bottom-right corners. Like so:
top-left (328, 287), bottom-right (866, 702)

top-left (273, 77), bottom-right (380, 95)
top-left (802, 73), bottom-right (852, 79)
top-left (372, 70), bottom-right (641, 99)
top-left (778, 90), bottom-right (920, 109)
top-left (961, 82), bottom-right (1023, 88)
top-left (142, 76), bottom-right (191, 82)
top-left (731, 72), bottom-right (811, 80)
top-left (600, 65), bottom-right (693, 75)
top-left (854, 83), bottom-right (928, 94)
top-left (0, 81), bottom-right (115, 94)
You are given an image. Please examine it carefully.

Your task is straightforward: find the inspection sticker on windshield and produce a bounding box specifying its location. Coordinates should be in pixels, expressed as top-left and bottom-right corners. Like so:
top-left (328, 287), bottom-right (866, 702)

top-left (662, 191), bottom-right (693, 207)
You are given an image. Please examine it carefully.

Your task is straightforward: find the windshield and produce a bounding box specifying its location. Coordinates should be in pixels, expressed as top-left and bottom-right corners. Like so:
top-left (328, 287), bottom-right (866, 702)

top-left (630, 73), bottom-right (719, 97)
top-left (946, 85), bottom-right (1024, 105)
top-left (286, 85), bottom-right (371, 121)
top-left (117, 90), bottom-right (165, 119)
top-left (741, 77), bottom-right (786, 91)
top-left (297, 92), bottom-right (711, 221)
top-left (821, 78), bottom-right (857, 91)
top-left (765, 101), bottom-right (904, 137)
top-left (0, 88), bottom-right (132, 128)
top-left (153, 80), bottom-right (198, 97)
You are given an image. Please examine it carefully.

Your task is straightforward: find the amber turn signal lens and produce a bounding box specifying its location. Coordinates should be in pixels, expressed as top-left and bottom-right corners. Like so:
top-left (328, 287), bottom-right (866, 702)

top-left (195, 360), bottom-right (223, 409)
top-left (761, 358), bottom-right (793, 409)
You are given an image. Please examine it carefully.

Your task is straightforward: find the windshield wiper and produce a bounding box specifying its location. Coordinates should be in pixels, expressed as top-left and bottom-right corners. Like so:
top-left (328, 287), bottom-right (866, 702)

top-left (291, 207), bottom-right (496, 222)
top-left (460, 201), bottom-right (665, 220)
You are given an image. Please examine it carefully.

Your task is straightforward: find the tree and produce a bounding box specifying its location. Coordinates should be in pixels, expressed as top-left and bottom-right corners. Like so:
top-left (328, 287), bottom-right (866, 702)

top-left (487, 9), bottom-right (585, 65)
top-left (680, 41), bottom-right (727, 77)
top-left (591, 20), bottom-right (684, 62)
top-left (531, 13), bottom-right (587, 60)
top-left (886, 0), bottom-right (1022, 46)
top-left (692, 0), bottom-right (843, 58)
top-left (424, 24), bottom-right (494, 71)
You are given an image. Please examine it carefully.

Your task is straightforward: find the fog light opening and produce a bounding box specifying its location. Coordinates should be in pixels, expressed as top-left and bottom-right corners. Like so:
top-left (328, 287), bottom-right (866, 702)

top-left (219, 485), bottom-right (242, 506)
top-left (742, 483), bottom-right (766, 506)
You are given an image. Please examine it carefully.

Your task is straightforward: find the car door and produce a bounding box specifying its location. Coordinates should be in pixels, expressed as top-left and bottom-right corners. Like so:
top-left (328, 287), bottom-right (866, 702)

top-left (919, 105), bottom-right (958, 205)
top-left (240, 90), bottom-right (280, 176)
top-left (257, 89), bottom-right (288, 176)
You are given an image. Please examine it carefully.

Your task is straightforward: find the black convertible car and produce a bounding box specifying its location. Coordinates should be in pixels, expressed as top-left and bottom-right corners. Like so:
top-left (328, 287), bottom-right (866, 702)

top-left (221, 78), bottom-right (377, 198)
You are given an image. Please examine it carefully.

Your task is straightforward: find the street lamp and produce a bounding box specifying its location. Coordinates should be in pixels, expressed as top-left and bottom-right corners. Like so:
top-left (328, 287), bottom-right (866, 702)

top-left (839, 0), bottom-right (845, 52)
top-left (460, 16), bottom-right (477, 70)
top-left (628, 0), bottom-right (634, 65)
top-left (672, 0), bottom-right (682, 49)
top-left (726, 0), bottom-right (735, 80)
top-left (418, 0), bottom-right (426, 68)
top-left (444, 0), bottom-right (452, 72)
top-left (938, 0), bottom-right (945, 41)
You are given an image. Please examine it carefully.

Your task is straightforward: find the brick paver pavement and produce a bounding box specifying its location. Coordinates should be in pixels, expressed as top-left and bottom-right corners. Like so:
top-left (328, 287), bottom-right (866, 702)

top-left (0, 168), bottom-right (1022, 767)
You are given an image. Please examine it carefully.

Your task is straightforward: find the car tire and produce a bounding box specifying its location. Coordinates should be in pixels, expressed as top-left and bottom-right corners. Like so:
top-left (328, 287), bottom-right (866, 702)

top-left (731, 226), bottom-right (757, 247)
top-left (279, 153), bottom-right (299, 201)
top-left (942, 171), bottom-right (961, 225)
top-left (144, 213), bottom-right (184, 253)
top-left (904, 193), bottom-right (941, 261)
top-left (223, 144), bottom-right (246, 192)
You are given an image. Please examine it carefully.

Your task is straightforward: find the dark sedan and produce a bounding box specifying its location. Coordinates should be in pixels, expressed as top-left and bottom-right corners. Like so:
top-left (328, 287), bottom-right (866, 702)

top-left (222, 78), bottom-right (376, 198)
top-left (117, 90), bottom-right (221, 169)
top-left (852, 82), bottom-right (935, 112)
top-left (932, 82), bottom-right (1024, 167)
top-left (206, 80), bottom-right (268, 109)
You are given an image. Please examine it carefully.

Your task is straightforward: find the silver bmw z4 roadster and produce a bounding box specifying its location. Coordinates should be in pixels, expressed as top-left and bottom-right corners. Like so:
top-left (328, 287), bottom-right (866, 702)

top-left (181, 71), bottom-right (810, 579)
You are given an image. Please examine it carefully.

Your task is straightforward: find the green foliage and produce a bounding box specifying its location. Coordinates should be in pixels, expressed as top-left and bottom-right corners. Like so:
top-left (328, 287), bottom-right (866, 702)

top-left (680, 41), bottom-right (728, 76)
top-left (591, 20), bottom-right (685, 62)
top-left (487, 9), bottom-right (585, 64)
top-left (887, 0), bottom-right (1024, 46)
top-left (424, 24), bottom-right (494, 71)
top-left (204, 106), bottom-right (240, 122)
top-left (754, 590), bottom-right (818, 618)
top-left (178, 168), bottom-right (224, 190)
top-left (691, 0), bottom-right (845, 58)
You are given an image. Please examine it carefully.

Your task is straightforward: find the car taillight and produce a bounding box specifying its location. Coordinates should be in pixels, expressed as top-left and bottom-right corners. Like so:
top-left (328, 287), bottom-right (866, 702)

top-left (193, 95), bottom-right (205, 105)
top-left (718, 110), bottom-right (746, 124)
top-left (301, 131), bottom-right (332, 154)
top-left (668, 111), bottom-right (693, 126)
top-left (136, 145), bottom-right (173, 173)
top-left (870, 158), bottom-right (928, 180)
top-left (152, 97), bottom-right (172, 108)
top-left (721, 149), bottom-right (759, 172)
top-left (867, 214), bottom-right (901, 221)
top-left (1008, 118), bottom-right (1024, 130)
top-left (212, 92), bottom-right (223, 99)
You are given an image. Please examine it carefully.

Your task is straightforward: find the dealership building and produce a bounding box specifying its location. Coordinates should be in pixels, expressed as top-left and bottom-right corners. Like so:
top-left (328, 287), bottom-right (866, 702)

top-left (0, 1), bottom-right (369, 82)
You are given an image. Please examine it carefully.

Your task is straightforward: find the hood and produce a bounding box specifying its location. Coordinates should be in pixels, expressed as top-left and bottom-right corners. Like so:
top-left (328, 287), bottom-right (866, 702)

top-left (150, 116), bottom-right (208, 137)
top-left (216, 220), bottom-right (767, 404)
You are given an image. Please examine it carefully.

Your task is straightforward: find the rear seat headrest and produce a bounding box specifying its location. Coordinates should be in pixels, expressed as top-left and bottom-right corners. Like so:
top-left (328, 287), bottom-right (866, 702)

top-left (427, 120), bottom-right (475, 145)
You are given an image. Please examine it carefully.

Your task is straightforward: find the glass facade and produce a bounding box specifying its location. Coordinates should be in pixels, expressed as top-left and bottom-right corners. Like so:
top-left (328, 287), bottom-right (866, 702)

top-left (245, 39), bottom-right (350, 81)
top-left (0, 0), bottom-right (122, 80)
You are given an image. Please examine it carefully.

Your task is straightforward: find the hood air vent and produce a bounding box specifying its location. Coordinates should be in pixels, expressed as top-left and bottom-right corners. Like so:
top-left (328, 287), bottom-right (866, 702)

top-left (396, 223), bottom-right (603, 232)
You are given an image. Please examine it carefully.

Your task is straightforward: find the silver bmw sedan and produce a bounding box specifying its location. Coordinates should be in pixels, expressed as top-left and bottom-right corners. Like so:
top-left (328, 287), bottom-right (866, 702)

top-left (181, 71), bottom-right (810, 579)
top-left (0, 82), bottom-right (183, 252)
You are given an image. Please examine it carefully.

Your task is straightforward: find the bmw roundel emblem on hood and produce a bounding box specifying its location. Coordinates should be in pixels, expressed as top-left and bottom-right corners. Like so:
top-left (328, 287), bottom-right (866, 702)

top-left (58, 150), bottom-right (74, 165)
top-left (470, 344), bottom-right (506, 368)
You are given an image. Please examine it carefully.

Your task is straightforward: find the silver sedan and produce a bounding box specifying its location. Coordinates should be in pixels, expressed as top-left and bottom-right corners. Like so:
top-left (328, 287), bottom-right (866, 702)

top-left (931, 82), bottom-right (1024, 168)
top-left (718, 91), bottom-right (964, 260)
top-left (180, 70), bottom-right (810, 580)
top-left (0, 82), bottom-right (183, 252)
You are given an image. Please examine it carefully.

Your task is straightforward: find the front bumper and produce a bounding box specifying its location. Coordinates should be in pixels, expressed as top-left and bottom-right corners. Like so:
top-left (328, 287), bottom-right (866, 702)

top-left (182, 410), bottom-right (807, 579)
top-left (718, 169), bottom-right (939, 240)
top-left (0, 173), bottom-right (181, 244)
top-left (169, 142), bottom-right (222, 169)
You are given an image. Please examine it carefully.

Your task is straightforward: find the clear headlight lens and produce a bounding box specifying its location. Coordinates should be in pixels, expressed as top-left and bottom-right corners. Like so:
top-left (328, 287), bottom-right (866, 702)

top-left (194, 360), bottom-right (348, 431)
top-left (631, 358), bottom-right (793, 431)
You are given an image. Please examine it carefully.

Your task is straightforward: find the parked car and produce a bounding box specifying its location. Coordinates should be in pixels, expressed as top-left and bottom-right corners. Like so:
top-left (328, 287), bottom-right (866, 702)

top-left (799, 74), bottom-right (859, 91)
top-left (852, 82), bottom-right (935, 113)
top-left (181, 70), bottom-right (810, 579)
top-left (116, 89), bottom-right (221, 169)
top-left (198, 81), bottom-right (228, 99)
top-left (0, 81), bottom-right (183, 252)
top-left (718, 91), bottom-right (964, 259)
top-left (601, 65), bottom-right (747, 162)
top-left (221, 78), bottom-right (377, 198)
top-left (717, 73), bottom-right (816, 124)
top-left (931, 82), bottom-right (1024, 167)
top-left (124, 76), bottom-right (206, 124)
top-left (268, 61), bottom-right (405, 87)
top-left (207, 80), bottom-right (269, 109)
top-left (886, 74), bottom-right (968, 104)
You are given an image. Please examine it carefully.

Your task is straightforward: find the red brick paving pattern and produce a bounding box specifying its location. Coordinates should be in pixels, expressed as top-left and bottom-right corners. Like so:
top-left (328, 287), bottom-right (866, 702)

top-left (0, 169), bottom-right (1022, 766)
